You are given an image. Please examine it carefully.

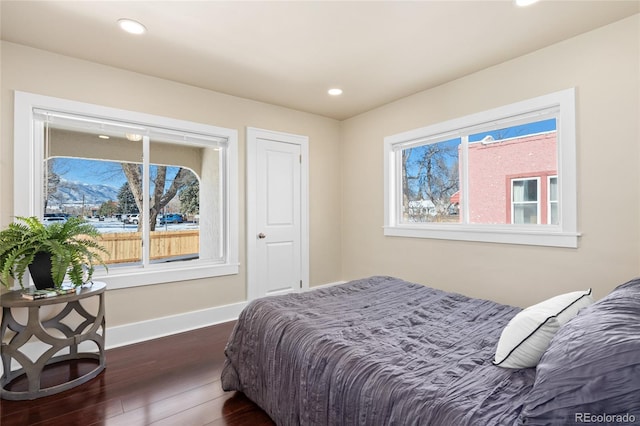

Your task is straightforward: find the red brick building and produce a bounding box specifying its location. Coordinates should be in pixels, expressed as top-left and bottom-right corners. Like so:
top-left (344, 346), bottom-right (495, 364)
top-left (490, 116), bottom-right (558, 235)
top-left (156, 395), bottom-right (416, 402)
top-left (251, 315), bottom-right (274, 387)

top-left (453, 132), bottom-right (557, 225)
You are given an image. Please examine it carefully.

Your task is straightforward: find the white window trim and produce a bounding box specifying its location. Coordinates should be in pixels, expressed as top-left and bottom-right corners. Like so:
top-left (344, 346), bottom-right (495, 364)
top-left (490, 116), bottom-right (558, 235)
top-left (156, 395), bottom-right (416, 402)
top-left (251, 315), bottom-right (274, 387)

top-left (14, 91), bottom-right (239, 289)
top-left (383, 88), bottom-right (579, 248)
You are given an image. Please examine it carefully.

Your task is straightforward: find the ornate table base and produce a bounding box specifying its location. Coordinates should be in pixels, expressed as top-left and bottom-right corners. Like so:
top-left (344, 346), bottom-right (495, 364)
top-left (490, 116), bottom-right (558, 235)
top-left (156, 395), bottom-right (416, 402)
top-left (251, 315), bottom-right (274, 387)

top-left (1, 282), bottom-right (106, 400)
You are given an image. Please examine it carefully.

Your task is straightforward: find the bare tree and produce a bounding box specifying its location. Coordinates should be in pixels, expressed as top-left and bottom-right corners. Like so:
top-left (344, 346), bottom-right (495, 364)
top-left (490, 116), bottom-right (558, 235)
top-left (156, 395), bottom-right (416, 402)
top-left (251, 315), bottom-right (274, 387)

top-left (121, 163), bottom-right (196, 231)
top-left (402, 142), bottom-right (459, 222)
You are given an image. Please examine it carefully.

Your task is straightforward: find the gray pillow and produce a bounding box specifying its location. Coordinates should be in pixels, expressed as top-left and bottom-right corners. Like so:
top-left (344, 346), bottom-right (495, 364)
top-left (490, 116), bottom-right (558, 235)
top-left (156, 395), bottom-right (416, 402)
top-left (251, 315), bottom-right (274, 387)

top-left (518, 278), bottom-right (640, 425)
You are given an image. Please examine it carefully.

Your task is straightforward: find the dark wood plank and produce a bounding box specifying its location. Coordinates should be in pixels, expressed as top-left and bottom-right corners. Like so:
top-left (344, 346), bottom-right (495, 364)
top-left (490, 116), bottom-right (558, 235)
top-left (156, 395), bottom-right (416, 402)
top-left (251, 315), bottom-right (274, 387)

top-left (0, 321), bottom-right (275, 426)
top-left (205, 392), bottom-right (277, 426)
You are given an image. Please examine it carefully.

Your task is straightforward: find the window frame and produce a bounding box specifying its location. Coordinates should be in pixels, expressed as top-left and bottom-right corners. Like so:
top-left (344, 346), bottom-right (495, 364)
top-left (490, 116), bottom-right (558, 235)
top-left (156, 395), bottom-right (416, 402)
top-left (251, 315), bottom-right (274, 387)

top-left (383, 88), bottom-right (579, 248)
top-left (14, 91), bottom-right (239, 289)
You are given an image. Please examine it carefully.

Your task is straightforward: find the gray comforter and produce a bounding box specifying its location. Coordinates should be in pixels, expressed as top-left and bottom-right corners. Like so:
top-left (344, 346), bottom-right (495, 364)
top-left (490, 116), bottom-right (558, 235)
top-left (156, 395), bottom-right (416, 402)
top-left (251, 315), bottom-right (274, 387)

top-left (222, 276), bottom-right (536, 425)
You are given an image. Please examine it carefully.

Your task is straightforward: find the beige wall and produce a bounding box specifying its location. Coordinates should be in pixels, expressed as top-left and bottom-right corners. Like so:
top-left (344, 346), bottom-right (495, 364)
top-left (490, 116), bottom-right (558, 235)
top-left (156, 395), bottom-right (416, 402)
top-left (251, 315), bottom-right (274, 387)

top-left (0, 41), bottom-right (342, 327)
top-left (340, 15), bottom-right (640, 307)
top-left (1, 14), bottom-right (638, 331)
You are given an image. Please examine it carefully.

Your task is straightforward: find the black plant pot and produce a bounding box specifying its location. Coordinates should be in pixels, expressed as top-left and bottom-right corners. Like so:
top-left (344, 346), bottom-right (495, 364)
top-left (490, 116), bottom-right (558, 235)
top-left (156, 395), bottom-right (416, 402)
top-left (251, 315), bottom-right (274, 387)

top-left (28, 252), bottom-right (56, 290)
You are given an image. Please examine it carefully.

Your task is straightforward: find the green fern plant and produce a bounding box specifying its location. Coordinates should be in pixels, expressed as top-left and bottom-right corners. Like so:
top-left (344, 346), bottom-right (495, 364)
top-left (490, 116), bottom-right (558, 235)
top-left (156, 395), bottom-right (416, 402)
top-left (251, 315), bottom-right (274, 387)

top-left (0, 216), bottom-right (108, 289)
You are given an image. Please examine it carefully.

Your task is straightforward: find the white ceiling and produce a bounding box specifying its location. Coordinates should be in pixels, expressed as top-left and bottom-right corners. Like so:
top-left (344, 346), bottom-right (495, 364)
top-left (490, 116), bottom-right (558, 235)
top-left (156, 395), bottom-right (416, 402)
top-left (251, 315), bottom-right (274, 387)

top-left (1, 1), bottom-right (638, 120)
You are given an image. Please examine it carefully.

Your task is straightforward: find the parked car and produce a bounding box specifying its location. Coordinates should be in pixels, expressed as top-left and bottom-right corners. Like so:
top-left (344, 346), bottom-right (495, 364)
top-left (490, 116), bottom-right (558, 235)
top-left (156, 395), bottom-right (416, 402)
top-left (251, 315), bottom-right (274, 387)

top-left (160, 214), bottom-right (184, 225)
top-left (124, 214), bottom-right (140, 224)
top-left (43, 216), bottom-right (68, 225)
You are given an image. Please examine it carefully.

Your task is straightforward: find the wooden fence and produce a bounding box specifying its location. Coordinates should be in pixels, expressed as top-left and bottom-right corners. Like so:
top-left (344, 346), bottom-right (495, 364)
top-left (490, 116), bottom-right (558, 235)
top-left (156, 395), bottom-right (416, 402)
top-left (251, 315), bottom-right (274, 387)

top-left (98, 230), bottom-right (199, 264)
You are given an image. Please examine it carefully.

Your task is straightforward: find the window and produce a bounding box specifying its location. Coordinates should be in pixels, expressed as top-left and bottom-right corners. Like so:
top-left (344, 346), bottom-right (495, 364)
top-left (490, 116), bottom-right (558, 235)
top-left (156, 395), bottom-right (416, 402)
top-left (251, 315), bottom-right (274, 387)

top-left (14, 92), bottom-right (239, 289)
top-left (384, 88), bottom-right (578, 247)
top-left (511, 178), bottom-right (540, 224)
top-left (548, 176), bottom-right (558, 225)
top-left (508, 174), bottom-right (559, 225)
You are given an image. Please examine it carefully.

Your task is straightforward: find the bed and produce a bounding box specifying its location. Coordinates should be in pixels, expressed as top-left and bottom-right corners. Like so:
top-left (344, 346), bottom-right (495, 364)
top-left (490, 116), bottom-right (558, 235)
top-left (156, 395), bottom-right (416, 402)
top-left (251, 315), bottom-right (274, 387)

top-left (221, 276), bottom-right (640, 426)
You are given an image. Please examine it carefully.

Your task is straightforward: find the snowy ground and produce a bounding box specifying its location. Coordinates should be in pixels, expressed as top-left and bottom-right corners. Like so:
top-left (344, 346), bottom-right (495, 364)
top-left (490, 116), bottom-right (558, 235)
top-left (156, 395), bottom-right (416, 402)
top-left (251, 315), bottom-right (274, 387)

top-left (85, 217), bottom-right (199, 234)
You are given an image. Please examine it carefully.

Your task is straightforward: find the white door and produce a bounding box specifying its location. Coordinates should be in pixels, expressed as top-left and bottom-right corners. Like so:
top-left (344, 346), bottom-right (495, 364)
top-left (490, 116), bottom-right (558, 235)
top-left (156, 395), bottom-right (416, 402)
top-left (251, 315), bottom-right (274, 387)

top-left (247, 128), bottom-right (309, 300)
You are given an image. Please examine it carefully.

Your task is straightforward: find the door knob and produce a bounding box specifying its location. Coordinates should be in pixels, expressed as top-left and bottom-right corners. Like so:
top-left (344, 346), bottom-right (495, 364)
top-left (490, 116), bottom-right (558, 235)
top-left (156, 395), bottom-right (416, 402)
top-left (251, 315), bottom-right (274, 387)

top-left (258, 233), bottom-right (266, 239)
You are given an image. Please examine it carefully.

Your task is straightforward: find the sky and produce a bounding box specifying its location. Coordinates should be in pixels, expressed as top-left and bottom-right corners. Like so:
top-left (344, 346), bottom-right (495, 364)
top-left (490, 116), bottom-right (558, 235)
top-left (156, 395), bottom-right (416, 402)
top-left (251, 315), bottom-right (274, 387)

top-left (53, 158), bottom-right (125, 188)
top-left (469, 118), bottom-right (556, 143)
top-left (52, 158), bottom-right (184, 189)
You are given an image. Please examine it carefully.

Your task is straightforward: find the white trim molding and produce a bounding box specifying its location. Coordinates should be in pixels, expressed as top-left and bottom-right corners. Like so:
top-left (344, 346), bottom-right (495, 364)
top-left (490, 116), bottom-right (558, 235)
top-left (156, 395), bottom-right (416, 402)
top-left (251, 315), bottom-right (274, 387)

top-left (105, 301), bottom-right (247, 349)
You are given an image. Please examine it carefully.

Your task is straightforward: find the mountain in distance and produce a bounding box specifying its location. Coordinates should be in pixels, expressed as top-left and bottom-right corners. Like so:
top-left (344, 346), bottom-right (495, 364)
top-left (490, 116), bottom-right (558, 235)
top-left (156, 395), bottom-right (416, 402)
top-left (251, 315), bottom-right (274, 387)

top-left (50, 179), bottom-right (119, 206)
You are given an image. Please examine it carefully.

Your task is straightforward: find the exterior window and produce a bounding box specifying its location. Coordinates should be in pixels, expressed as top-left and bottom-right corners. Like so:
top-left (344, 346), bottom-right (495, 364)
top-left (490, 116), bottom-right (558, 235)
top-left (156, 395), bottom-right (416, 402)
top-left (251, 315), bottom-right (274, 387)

top-left (384, 88), bottom-right (578, 247)
top-left (548, 176), bottom-right (558, 225)
top-left (511, 178), bottom-right (540, 224)
top-left (14, 92), bottom-right (238, 289)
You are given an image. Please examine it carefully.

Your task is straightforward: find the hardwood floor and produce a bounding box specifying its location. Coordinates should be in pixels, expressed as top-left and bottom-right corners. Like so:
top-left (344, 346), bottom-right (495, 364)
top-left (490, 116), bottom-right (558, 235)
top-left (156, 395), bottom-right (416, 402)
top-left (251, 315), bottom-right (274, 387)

top-left (0, 321), bottom-right (275, 426)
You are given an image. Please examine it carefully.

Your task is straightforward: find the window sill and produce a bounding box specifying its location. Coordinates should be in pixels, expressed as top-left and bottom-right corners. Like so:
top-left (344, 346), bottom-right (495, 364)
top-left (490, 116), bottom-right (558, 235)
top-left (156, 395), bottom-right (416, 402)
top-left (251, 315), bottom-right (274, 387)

top-left (92, 262), bottom-right (240, 290)
top-left (384, 225), bottom-right (580, 248)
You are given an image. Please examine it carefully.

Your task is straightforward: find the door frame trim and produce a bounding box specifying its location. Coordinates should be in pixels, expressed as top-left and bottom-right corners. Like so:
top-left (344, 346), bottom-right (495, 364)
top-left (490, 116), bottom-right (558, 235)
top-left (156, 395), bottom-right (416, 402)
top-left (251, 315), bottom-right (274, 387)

top-left (246, 127), bottom-right (309, 301)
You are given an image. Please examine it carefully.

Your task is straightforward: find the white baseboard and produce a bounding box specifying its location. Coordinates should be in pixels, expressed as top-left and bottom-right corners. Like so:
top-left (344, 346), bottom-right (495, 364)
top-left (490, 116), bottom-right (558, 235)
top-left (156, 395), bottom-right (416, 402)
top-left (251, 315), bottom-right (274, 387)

top-left (106, 280), bottom-right (346, 348)
top-left (105, 281), bottom-right (346, 349)
top-left (106, 300), bottom-right (248, 349)
top-left (1, 280), bottom-right (346, 375)
top-left (0, 301), bottom-right (247, 375)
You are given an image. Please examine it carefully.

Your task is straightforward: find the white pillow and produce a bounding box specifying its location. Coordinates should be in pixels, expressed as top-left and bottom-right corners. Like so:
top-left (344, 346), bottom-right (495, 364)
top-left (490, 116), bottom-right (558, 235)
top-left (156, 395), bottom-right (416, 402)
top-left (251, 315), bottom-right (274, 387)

top-left (493, 289), bottom-right (593, 369)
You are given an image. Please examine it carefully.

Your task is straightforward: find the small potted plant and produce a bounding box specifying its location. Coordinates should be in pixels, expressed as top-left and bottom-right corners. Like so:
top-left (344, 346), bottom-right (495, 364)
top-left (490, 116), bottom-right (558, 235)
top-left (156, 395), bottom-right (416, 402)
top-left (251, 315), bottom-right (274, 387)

top-left (0, 216), bottom-right (108, 290)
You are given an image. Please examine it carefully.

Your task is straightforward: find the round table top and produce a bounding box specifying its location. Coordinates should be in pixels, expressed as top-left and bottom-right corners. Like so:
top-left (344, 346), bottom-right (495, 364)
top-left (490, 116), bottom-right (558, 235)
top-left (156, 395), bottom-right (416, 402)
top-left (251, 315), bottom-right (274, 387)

top-left (0, 281), bottom-right (106, 307)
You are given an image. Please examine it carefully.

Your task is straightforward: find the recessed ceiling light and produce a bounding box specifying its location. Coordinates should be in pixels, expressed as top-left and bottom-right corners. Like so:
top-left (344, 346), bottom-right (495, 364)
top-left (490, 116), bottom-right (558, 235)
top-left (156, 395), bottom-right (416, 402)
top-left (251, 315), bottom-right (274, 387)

top-left (98, 135), bottom-right (110, 140)
top-left (118, 18), bottom-right (147, 35)
top-left (515, 0), bottom-right (539, 6)
top-left (328, 88), bottom-right (343, 96)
